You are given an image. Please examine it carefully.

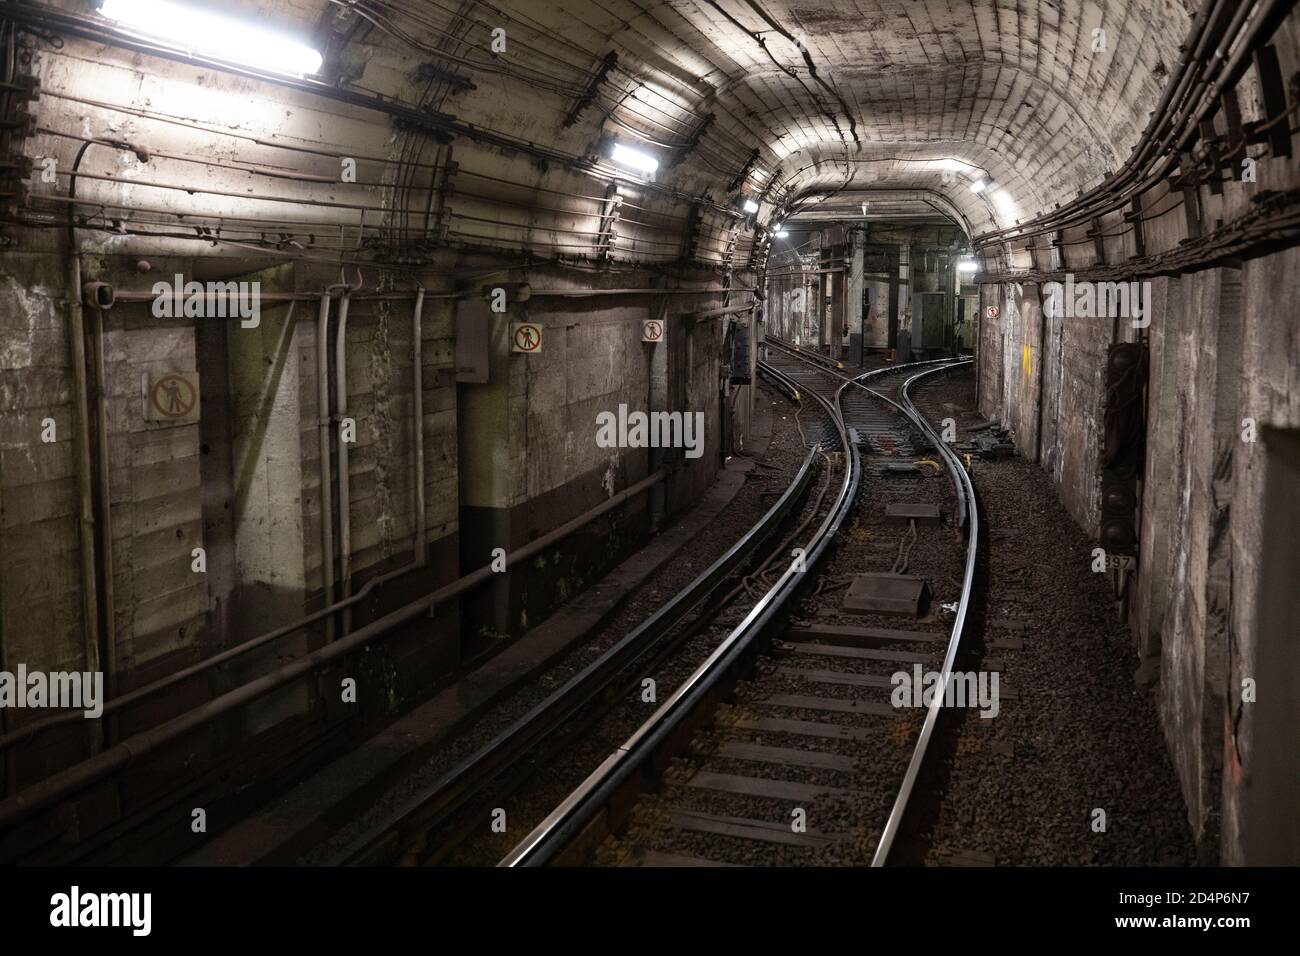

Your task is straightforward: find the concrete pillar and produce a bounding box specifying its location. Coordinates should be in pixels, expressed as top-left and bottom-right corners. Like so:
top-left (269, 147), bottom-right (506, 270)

top-left (887, 247), bottom-right (900, 350)
top-left (846, 228), bottom-right (865, 366)
top-left (824, 243), bottom-right (841, 358)
top-left (896, 243), bottom-right (912, 361)
top-left (904, 242), bottom-right (922, 352)
top-left (1133, 276), bottom-right (1181, 665)
top-left (227, 291), bottom-right (308, 733)
top-left (456, 295), bottom-right (513, 641)
top-left (648, 288), bottom-right (669, 530)
top-left (1159, 266), bottom-right (1241, 857)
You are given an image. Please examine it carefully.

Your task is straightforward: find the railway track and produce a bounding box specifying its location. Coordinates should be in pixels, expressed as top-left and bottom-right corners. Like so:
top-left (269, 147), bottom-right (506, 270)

top-left (328, 389), bottom-right (836, 865)
top-left (499, 339), bottom-right (979, 867)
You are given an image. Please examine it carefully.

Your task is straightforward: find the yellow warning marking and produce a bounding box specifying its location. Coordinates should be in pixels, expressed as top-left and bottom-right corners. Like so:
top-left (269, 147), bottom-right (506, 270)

top-left (1021, 344), bottom-right (1033, 378)
top-left (913, 458), bottom-right (943, 474)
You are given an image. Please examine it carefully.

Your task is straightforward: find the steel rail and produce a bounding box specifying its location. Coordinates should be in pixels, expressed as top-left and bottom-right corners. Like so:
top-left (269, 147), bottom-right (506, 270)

top-left (500, 348), bottom-right (963, 866)
top-left (870, 360), bottom-right (978, 865)
top-left (765, 341), bottom-right (970, 527)
top-left (332, 441), bottom-right (822, 865)
top-left (769, 347), bottom-right (982, 848)
top-left (497, 360), bottom-right (854, 866)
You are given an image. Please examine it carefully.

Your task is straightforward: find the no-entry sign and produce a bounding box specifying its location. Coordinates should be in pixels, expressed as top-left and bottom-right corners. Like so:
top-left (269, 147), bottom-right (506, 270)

top-left (642, 319), bottom-right (664, 343)
top-left (144, 371), bottom-right (200, 424)
top-left (511, 322), bottom-right (543, 353)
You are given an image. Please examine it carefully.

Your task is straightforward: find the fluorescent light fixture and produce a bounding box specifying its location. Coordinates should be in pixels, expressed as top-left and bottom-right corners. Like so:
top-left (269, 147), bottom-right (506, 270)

top-left (957, 260), bottom-right (978, 273)
top-left (99, 0), bottom-right (323, 76)
top-left (743, 198), bottom-right (760, 214)
top-left (610, 143), bottom-right (659, 174)
top-left (969, 179), bottom-right (988, 193)
top-left (775, 229), bottom-right (789, 238)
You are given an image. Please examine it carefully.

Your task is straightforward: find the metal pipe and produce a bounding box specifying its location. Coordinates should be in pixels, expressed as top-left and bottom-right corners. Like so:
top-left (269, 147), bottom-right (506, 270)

top-left (764, 268), bottom-right (843, 277)
top-left (526, 287), bottom-right (757, 297)
top-left (316, 292), bottom-right (336, 643)
top-left (412, 289), bottom-right (427, 567)
top-left (62, 139), bottom-right (103, 762)
top-left (689, 303), bottom-right (755, 321)
top-left (335, 291), bottom-right (353, 635)
top-left (0, 406), bottom-right (676, 759)
top-left (88, 302), bottom-right (117, 735)
top-left (65, 246), bottom-right (102, 760)
top-left (0, 469), bottom-right (667, 828)
top-left (108, 290), bottom-right (456, 304)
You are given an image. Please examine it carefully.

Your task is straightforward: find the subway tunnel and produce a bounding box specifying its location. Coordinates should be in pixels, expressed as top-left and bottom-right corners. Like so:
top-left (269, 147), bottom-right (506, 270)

top-left (0, 0), bottom-right (1297, 899)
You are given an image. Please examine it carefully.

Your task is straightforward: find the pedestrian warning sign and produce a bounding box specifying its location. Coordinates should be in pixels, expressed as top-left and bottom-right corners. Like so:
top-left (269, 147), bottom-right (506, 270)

top-left (984, 305), bottom-right (1000, 320)
top-left (642, 319), bottom-right (664, 343)
top-left (511, 322), bottom-right (543, 354)
top-left (144, 371), bottom-right (200, 424)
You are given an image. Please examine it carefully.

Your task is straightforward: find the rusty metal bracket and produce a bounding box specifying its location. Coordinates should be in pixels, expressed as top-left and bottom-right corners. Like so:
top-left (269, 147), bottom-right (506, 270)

top-left (1179, 152), bottom-right (1203, 241)
top-left (423, 152), bottom-right (457, 247)
top-left (681, 203), bottom-right (703, 261)
top-left (1198, 119), bottom-right (1226, 195)
top-left (1049, 228), bottom-right (1066, 269)
top-left (415, 62), bottom-right (477, 95)
top-left (564, 51), bottom-right (617, 128)
top-left (727, 148), bottom-right (760, 194)
top-left (671, 113), bottom-right (714, 168)
top-left (1219, 88), bottom-right (1247, 173)
top-left (1088, 217), bottom-right (1106, 263)
top-left (721, 221), bottom-right (740, 272)
top-left (1124, 194), bottom-right (1145, 257)
top-left (595, 182), bottom-right (621, 260)
top-left (1245, 45), bottom-right (1292, 159)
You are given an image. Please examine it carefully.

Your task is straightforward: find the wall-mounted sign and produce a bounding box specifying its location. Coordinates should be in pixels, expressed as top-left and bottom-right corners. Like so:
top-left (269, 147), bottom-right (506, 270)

top-left (144, 371), bottom-right (200, 424)
top-left (1105, 553), bottom-right (1137, 572)
top-left (511, 322), bottom-right (543, 353)
top-left (641, 319), bottom-right (664, 343)
top-left (984, 305), bottom-right (1000, 319)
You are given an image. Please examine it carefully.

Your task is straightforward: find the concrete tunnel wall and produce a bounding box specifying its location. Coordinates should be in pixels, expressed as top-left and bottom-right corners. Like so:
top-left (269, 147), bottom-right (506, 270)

top-left (970, 5), bottom-right (1300, 860)
top-left (977, 252), bottom-right (1299, 865)
top-left (0, 7), bottom-right (756, 835)
top-left (0, 246), bottom-right (745, 798)
top-left (0, 0), bottom-right (1295, 865)
top-left (977, 3), bottom-right (1300, 858)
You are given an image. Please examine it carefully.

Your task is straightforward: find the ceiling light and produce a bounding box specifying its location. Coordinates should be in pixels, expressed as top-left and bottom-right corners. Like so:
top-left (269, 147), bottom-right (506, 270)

top-left (743, 198), bottom-right (760, 214)
top-left (99, 0), bottom-right (324, 76)
top-left (610, 143), bottom-right (659, 174)
top-left (957, 260), bottom-right (978, 273)
top-left (775, 229), bottom-right (789, 238)
top-left (969, 179), bottom-right (988, 193)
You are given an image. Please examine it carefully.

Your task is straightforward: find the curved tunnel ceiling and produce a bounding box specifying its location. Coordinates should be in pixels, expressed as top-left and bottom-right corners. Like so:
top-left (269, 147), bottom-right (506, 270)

top-left (21, 0), bottom-right (1204, 267)
top-left (283, 0), bottom-right (1195, 237)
